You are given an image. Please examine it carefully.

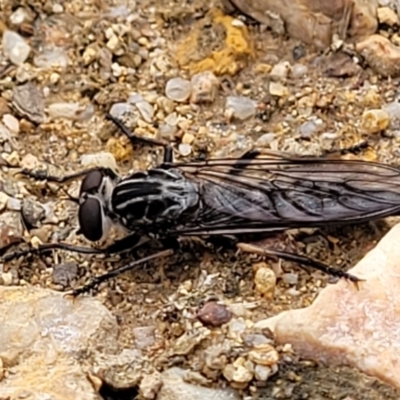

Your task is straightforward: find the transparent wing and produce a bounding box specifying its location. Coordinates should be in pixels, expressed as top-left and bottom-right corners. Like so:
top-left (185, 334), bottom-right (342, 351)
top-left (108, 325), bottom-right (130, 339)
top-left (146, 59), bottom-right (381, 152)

top-left (169, 149), bottom-right (400, 235)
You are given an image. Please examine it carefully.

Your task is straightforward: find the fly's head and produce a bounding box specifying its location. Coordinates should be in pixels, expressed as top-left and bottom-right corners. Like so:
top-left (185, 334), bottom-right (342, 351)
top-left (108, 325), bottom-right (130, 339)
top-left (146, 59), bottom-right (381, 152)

top-left (77, 169), bottom-right (119, 242)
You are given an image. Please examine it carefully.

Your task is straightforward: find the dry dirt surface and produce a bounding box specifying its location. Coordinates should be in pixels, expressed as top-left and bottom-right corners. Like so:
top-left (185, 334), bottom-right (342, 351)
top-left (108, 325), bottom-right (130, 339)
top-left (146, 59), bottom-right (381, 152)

top-left (1, 0), bottom-right (400, 399)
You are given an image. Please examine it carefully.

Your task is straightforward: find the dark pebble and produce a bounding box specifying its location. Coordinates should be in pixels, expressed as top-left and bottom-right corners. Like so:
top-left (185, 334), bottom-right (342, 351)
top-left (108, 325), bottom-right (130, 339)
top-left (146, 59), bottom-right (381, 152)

top-left (197, 301), bottom-right (232, 327)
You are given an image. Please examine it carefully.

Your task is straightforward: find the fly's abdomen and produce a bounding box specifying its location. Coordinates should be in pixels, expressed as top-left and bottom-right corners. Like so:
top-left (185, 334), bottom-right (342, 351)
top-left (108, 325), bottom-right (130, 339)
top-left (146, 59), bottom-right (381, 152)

top-left (111, 168), bottom-right (200, 227)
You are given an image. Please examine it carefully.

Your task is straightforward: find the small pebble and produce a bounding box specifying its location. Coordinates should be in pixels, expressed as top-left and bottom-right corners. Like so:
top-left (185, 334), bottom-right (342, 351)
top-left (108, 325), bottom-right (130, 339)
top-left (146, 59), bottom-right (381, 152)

top-left (52, 3), bottom-right (64, 13)
top-left (158, 123), bottom-right (177, 138)
top-left (106, 35), bottom-right (120, 51)
top-left (20, 154), bottom-right (40, 170)
top-left (256, 132), bottom-right (276, 145)
top-left (254, 265), bottom-right (276, 298)
top-left (270, 61), bottom-right (291, 80)
top-left (254, 365), bottom-right (274, 381)
top-left (254, 63), bottom-right (272, 74)
top-left (3, 151), bottom-right (20, 167)
top-left (269, 81), bottom-right (289, 97)
top-left (223, 362), bottom-right (253, 384)
top-left (157, 96), bottom-right (175, 114)
top-left (80, 152), bottom-right (118, 170)
top-left (382, 101), bottom-right (400, 129)
top-left (286, 288), bottom-right (301, 297)
top-left (164, 112), bottom-right (178, 126)
top-left (1, 272), bottom-right (13, 286)
top-left (9, 7), bottom-right (31, 25)
top-left (47, 103), bottom-right (81, 120)
top-left (2, 114), bottom-right (19, 134)
top-left (181, 132), bottom-right (195, 145)
top-left (292, 45), bottom-right (306, 60)
top-left (21, 199), bottom-right (46, 228)
top-left (12, 83), bottom-right (45, 124)
top-left (297, 120), bottom-right (324, 139)
top-left (7, 197), bottom-right (21, 211)
top-left (109, 103), bottom-right (137, 120)
top-left (52, 262), bottom-right (78, 287)
top-left (361, 109), bottom-right (390, 134)
top-left (190, 71), bottom-right (219, 104)
top-left (197, 301), bottom-right (233, 327)
top-left (132, 326), bottom-right (156, 349)
top-left (178, 143), bottom-right (191, 156)
top-left (2, 30), bottom-right (31, 65)
top-left (248, 344), bottom-right (279, 366)
top-left (281, 273), bottom-right (299, 285)
top-left (111, 62), bottom-right (123, 77)
top-left (228, 318), bottom-right (247, 339)
top-left (227, 303), bottom-right (253, 318)
top-left (377, 7), bottom-right (398, 26)
top-left (33, 47), bottom-right (69, 69)
top-left (82, 46), bottom-right (98, 66)
top-left (0, 192), bottom-right (9, 212)
top-left (291, 63), bottom-right (308, 78)
top-left (135, 101), bottom-right (154, 123)
top-left (0, 98), bottom-right (11, 116)
top-left (140, 372), bottom-right (162, 400)
top-left (165, 77), bottom-right (192, 102)
top-left (128, 93), bottom-right (145, 104)
top-left (225, 96), bottom-right (257, 121)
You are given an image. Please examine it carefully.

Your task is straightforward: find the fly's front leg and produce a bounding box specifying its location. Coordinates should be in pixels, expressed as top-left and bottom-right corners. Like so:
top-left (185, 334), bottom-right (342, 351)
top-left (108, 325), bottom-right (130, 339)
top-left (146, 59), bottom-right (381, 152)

top-left (1, 242), bottom-right (106, 264)
top-left (106, 113), bottom-right (173, 164)
top-left (17, 166), bottom-right (116, 184)
top-left (237, 242), bottom-right (363, 286)
top-left (2, 233), bottom-right (147, 263)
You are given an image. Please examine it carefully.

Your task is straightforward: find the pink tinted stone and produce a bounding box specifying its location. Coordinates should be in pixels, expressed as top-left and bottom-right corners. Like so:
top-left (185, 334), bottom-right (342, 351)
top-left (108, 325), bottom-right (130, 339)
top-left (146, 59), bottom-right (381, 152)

top-left (259, 223), bottom-right (400, 390)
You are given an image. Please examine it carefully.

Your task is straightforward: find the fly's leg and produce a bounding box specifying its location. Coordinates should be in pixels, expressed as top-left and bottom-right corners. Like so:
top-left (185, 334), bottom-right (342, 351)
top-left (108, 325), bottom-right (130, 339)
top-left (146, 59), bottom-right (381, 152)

top-left (106, 113), bottom-right (173, 163)
top-left (69, 249), bottom-right (173, 296)
top-left (323, 141), bottom-right (369, 157)
top-left (1, 242), bottom-right (106, 263)
top-left (16, 166), bottom-right (118, 184)
top-left (237, 242), bottom-right (363, 286)
top-left (228, 150), bottom-right (261, 174)
top-left (1, 233), bottom-right (146, 262)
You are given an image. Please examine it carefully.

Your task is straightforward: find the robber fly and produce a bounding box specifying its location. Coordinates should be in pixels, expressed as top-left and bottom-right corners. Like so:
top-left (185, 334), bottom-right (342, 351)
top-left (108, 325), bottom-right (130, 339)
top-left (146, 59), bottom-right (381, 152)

top-left (6, 114), bottom-right (400, 295)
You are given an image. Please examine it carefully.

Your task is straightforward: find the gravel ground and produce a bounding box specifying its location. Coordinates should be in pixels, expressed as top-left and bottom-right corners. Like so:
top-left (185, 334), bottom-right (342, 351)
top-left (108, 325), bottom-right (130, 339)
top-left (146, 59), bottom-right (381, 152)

top-left (1, 0), bottom-right (400, 398)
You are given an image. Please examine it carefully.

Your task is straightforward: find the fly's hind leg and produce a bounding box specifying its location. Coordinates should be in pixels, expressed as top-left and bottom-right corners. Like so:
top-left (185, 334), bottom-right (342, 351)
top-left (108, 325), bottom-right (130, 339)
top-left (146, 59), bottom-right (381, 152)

top-left (322, 141), bottom-right (370, 157)
top-left (237, 242), bottom-right (363, 287)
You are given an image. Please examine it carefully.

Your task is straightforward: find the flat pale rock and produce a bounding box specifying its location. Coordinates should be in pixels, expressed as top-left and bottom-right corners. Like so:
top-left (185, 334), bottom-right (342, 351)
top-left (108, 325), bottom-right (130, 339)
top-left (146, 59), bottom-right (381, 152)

top-left (258, 223), bottom-right (400, 391)
top-left (0, 286), bottom-right (118, 400)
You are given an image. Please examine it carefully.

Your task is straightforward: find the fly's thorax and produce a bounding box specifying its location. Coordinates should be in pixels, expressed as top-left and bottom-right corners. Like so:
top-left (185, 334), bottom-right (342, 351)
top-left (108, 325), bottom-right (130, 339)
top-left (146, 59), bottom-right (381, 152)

top-left (77, 169), bottom-right (119, 242)
top-left (111, 168), bottom-right (200, 227)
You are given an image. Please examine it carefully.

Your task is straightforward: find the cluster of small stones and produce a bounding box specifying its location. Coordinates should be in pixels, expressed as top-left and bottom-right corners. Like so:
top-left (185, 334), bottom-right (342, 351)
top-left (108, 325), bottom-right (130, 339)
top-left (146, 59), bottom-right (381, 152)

top-left (1, 0), bottom-right (400, 398)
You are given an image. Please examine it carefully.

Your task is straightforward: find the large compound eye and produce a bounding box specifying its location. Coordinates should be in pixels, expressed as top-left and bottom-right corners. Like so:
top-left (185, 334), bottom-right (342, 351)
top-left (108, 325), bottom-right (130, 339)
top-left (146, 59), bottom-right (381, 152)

top-left (79, 170), bottom-right (103, 196)
top-left (78, 197), bottom-right (103, 241)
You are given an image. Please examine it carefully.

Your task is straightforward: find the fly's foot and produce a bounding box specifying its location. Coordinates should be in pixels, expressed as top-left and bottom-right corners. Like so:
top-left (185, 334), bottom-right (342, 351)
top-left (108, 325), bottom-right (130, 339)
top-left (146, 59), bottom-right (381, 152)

top-left (70, 278), bottom-right (101, 297)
